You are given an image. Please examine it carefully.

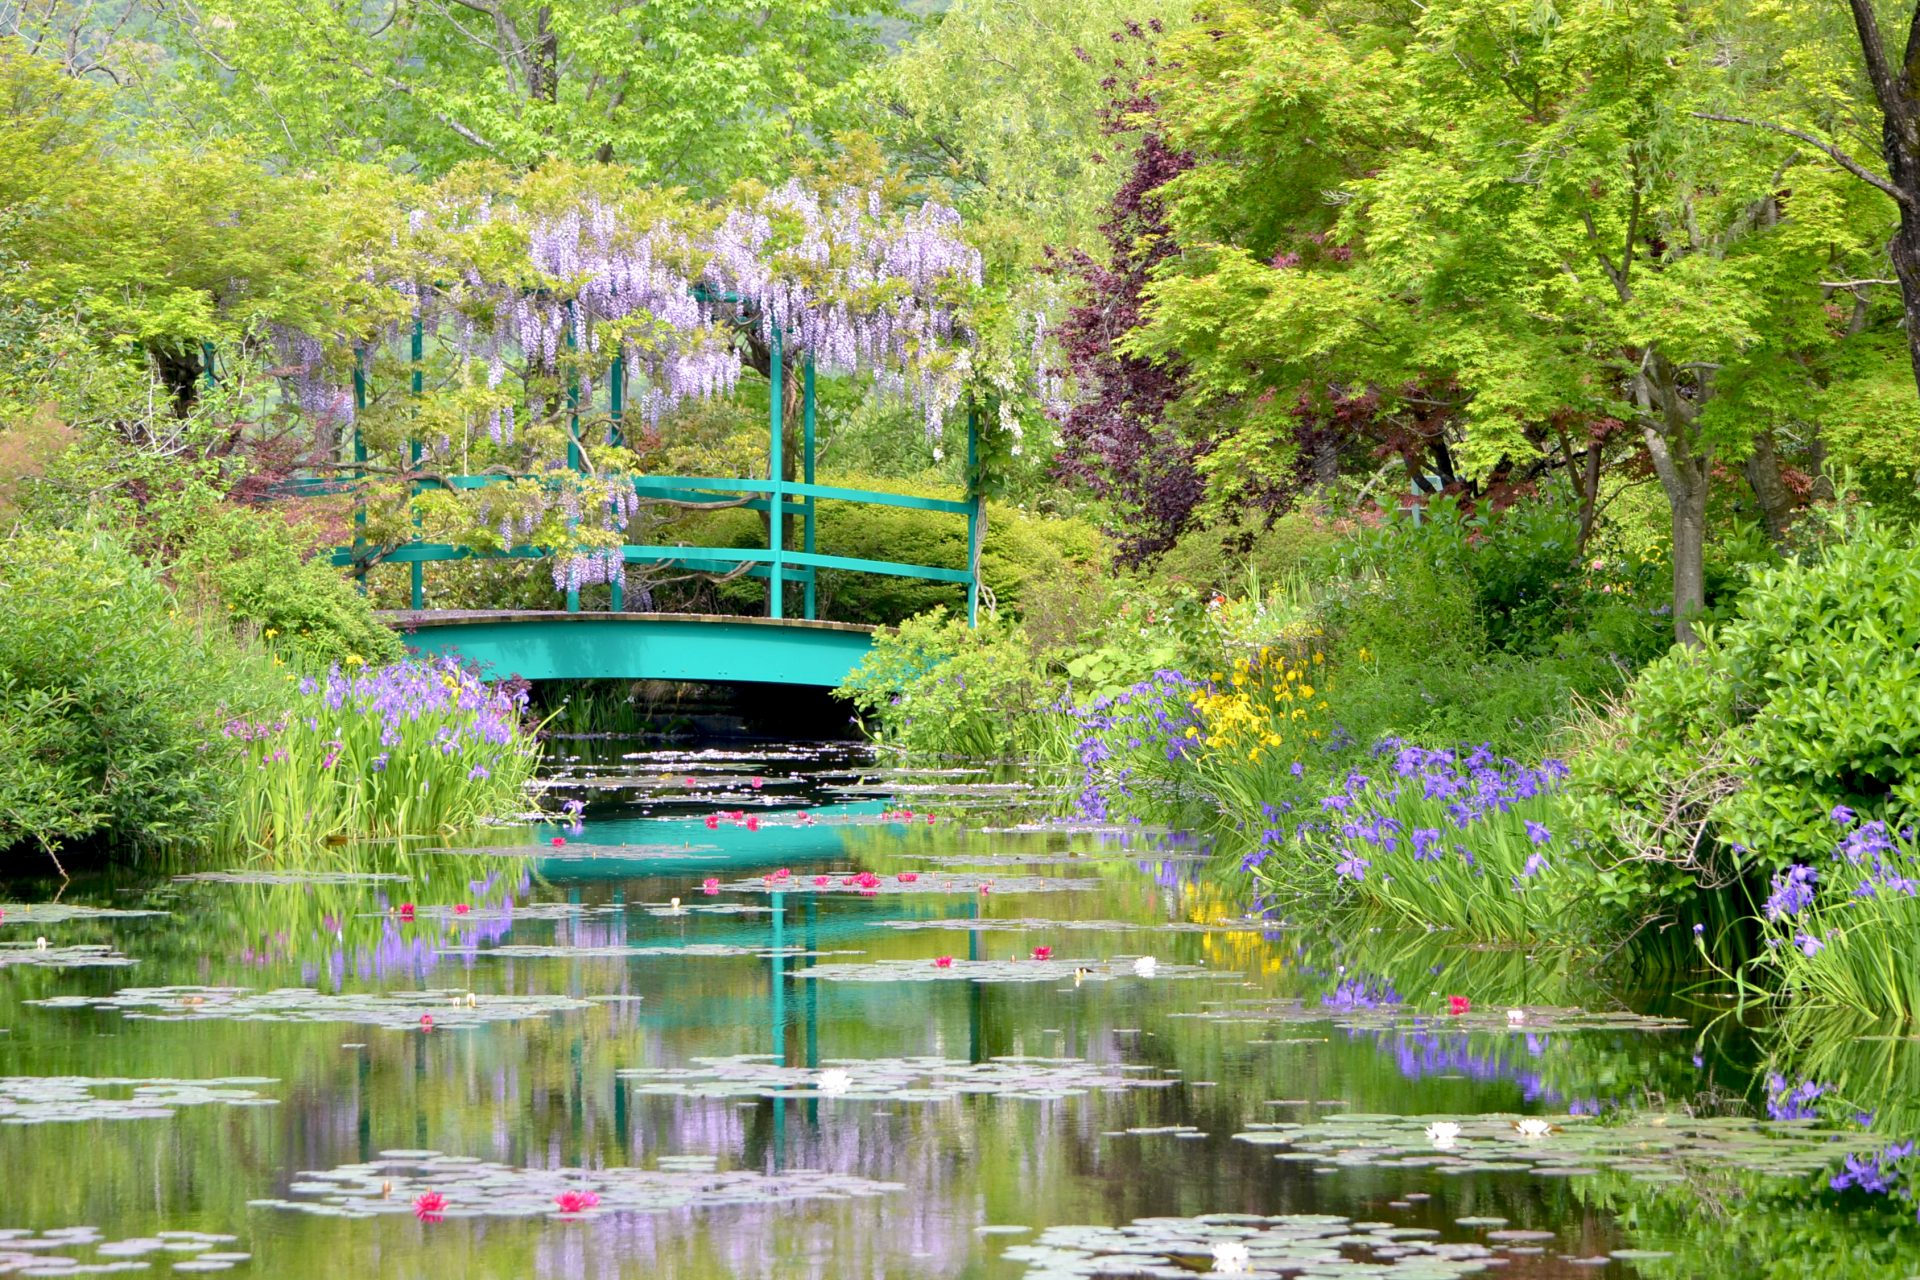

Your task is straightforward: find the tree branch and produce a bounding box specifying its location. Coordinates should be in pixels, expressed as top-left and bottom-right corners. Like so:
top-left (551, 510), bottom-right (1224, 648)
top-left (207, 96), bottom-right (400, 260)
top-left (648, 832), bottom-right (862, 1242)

top-left (1694, 111), bottom-right (1911, 208)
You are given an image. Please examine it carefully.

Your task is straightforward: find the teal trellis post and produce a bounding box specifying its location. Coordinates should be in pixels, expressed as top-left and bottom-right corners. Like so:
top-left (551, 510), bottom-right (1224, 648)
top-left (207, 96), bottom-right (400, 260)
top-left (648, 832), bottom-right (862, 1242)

top-left (966, 404), bottom-right (984, 626)
top-left (352, 348), bottom-right (369, 596)
top-left (409, 316), bottom-right (426, 610)
top-left (200, 342), bottom-right (218, 391)
top-left (802, 357), bottom-right (817, 620)
top-left (609, 353), bottom-right (626, 612)
top-left (766, 322), bottom-right (785, 620)
top-left (564, 302), bottom-right (581, 614)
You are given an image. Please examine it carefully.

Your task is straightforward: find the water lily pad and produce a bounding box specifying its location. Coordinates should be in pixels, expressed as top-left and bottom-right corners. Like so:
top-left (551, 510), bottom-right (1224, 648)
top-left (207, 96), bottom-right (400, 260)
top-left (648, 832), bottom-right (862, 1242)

top-left (1001, 1211), bottom-right (1506, 1278)
top-left (0, 944), bottom-right (135, 970)
top-left (29, 987), bottom-right (597, 1028)
top-left (463, 944), bottom-right (856, 960)
top-left (878, 916), bottom-right (1269, 935)
top-left (0, 905), bottom-right (167, 926)
top-left (173, 871), bottom-right (406, 886)
top-left (255, 1152), bottom-right (901, 1219)
top-left (790, 957), bottom-right (1228, 984)
top-left (1178, 999), bottom-right (1690, 1034)
top-left (0, 1227), bottom-right (247, 1274)
top-left (717, 874), bottom-right (1099, 896)
top-left (0, 1077), bottom-right (276, 1124)
top-left (618, 1054), bottom-right (1179, 1102)
top-left (639, 903), bottom-right (775, 918)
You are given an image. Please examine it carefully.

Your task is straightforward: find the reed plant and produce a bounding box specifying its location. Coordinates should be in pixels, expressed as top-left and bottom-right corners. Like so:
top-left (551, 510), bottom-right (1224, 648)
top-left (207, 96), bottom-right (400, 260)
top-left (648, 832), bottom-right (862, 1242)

top-left (216, 657), bottom-right (540, 852)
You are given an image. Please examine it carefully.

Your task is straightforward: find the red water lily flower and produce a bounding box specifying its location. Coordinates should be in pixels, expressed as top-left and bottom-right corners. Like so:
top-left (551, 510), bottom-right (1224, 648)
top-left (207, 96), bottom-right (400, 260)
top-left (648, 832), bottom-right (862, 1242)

top-left (924, 813), bottom-right (937, 824)
top-left (452, 904), bottom-right (470, 916)
top-left (769, 867), bottom-right (791, 881)
top-left (896, 872), bottom-right (919, 883)
top-left (419, 1014), bottom-right (434, 1031)
top-left (398, 903), bottom-right (415, 922)
top-left (853, 871), bottom-right (881, 889)
top-left (701, 877), bottom-right (720, 895)
top-left (684, 777), bottom-right (696, 786)
top-left (412, 1192), bottom-right (447, 1222)
top-left (745, 816), bottom-right (760, 832)
top-left (933, 956), bottom-right (954, 968)
top-left (554, 1190), bottom-right (600, 1214)
top-left (550, 836), bottom-right (567, 847)
top-left (1447, 995), bottom-right (1472, 1016)
top-left (704, 814), bottom-right (721, 830)
top-left (1032, 946), bottom-right (1053, 961)
top-left (812, 875), bottom-right (830, 886)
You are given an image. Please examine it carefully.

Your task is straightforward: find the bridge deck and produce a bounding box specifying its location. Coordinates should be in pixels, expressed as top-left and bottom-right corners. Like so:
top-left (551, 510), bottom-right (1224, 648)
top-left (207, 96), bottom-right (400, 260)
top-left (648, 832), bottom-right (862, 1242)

top-left (381, 610), bottom-right (877, 687)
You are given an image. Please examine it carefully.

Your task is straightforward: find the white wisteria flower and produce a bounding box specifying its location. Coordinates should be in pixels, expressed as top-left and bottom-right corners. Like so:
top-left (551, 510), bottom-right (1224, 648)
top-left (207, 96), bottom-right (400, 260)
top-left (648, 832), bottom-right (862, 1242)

top-left (1211, 1240), bottom-right (1253, 1274)
top-left (1132, 956), bottom-right (1159, 977)
top-left (816, 1068), bottom-right (853, 1096)
top-left (1424, 1121), bottom-right (1462, 1149)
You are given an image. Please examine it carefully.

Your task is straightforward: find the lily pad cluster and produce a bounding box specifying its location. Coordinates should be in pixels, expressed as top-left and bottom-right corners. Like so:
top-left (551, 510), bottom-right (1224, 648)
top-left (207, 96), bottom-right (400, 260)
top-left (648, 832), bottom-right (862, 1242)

top-left (719, 874), bottom-right (1099, 896)
top-left (173, 871), bottom-right (406, 886)
top-left (255, 1151), bottom-right (902, 1219)
top-left (0, 1077), bottom-right (276, 1125)
top-left (1234, 1111), bottom-right (1884, 1185)
top-left (618, 1054), bottom-right (1179, 1102)
top-left (29, 987), bottom-right (596, 1028)
top-left (1178, 999), bottom-right (1691, 1035)
top-left (879, 917), bottom-right (1267, 935)
top-left (0, 944), bottom-right (136, 970)
top-left (1000, 1212), bottom-right (1502, 1278)
top-left (0, 904), bottom-right (166, 925)
top-left (641, 903), bottom-right (774, 917)
top-left (0, 1228), bottom-right (247, 1274)
top-left (465, 943), bottom-right (854, 960)
top-left (789, 957), bottom-right (1226, 984)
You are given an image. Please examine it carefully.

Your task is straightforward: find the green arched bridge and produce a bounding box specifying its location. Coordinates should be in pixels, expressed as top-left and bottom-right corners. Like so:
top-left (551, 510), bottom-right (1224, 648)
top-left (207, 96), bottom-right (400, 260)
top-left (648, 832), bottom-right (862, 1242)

top-left (260, 325), bottom-right (985, 688)
top-left (383, 610), bottom-right (878, 687)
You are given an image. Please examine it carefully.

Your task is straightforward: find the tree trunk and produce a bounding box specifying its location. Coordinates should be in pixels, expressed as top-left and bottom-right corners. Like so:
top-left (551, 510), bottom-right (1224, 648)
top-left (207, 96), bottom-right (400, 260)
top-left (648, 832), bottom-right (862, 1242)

top-left (1741, 429), bottom-right (1796, 547)
top-left (1844, 0), bottom-right (1920, 396)
top-left (528, 8), bottom-right (558, 107)
top-left (1641, 422), bottom-right (1711, 646)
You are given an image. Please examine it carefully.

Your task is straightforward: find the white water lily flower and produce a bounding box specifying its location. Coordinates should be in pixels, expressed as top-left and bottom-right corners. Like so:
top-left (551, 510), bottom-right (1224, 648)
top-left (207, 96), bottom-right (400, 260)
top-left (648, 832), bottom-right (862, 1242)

top-left (668, 897), bottom-right (682, 912)
top-left (1425, 1121), bottom-right (1461, 1149)
top-left (816, 1068), bottom-right (853, 1096)
top-left (1211, 1240), bottom-right (1253, 1274)
top-left (1133, 956), bottom-right (1159, 977)
top-left (1506, 1008), bottom-right (1526, 1026)
top-left (34, 937), bottom-right (47, 951)
top-left (1515, 1117), bottom-right (1553, 1139)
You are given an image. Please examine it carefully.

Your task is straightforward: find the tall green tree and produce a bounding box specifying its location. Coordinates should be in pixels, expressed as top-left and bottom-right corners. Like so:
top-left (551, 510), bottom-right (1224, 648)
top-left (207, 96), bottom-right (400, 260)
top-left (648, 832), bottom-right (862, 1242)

top-left (141, 0), bottom-right (891, 188)
top-left (1131, 0), bottom-right (1895, 644)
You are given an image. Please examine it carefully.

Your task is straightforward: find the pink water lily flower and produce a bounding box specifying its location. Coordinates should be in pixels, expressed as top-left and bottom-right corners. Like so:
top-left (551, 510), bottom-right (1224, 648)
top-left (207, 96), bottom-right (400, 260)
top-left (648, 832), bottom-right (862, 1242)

top-left (933, 956), bottom-right (954, 969)
top-left (751, 777), bottom-right (764, 789)
top-left (419, 1014), bottom-right (434, 1031)
top-left (745, 816), bottom-right (760, 832)
top-left (701, 877), bottom-right (720, 895)
top-left (452, 904), bottom-right (470, 916)
top-left (398, 903), bottom-right (415, 922)
top-left (769, 868), bottom-right (791, 881)
top-left (550, 836), bottom-right (567, 847)
top-left (812, 875), bottom-right (831, 886)
top-left (1032, 946), bottom-right (1053, 961)
top-left (853, 871), bottom-right (881, 889)
top-left (554, 1190), bottom-right (600, 1214)
top-left (413, 1192), bottom-right (447, 1222)
top-left (896, 872), bottom-right (919, 883)
top-left (704, 814), bottom-right (721, 830)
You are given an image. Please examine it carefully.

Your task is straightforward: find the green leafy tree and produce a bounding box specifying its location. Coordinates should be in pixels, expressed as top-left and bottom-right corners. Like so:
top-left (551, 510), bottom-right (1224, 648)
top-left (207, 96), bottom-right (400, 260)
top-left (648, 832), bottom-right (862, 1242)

top-left (1131, 0), bottom-right (1897, 645)
top-left (145, 0), bottom-right (892, 188)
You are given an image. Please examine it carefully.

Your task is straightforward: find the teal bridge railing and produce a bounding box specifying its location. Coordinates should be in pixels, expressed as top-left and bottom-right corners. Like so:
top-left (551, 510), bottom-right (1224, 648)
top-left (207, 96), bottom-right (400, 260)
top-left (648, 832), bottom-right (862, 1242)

top-left (252, 309), bottom-right (987, 631)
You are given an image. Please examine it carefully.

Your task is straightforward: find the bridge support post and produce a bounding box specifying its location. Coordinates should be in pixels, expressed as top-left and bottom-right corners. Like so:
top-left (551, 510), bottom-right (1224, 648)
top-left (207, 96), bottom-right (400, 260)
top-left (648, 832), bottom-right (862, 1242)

top-left (966, 405), bottom-right (983, 627)
top-left (766, 321), bottom-right (785, 620)
top-left (351, 348), bottom-right (368, 596)
top-left (565, 302), bottom-right (581, 615)
top-left (409, 315), bottom-right (425, 611)
top-left (802, 357), bottom-right (816, 620)
top-left (610, 353), bottom-right (626, 612)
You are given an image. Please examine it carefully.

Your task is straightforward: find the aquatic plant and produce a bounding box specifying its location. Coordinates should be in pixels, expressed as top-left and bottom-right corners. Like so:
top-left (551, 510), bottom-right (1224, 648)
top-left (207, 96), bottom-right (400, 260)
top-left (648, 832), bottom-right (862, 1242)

top-left (1001, 1212), bottom-right (1506, 1278)
top-left (619, 1053), bottom-right (1179, 1102)
top-left (216, 657), bottom-right (538, 851)
top-left (30, 986), bottom-right (595, 1028)
top-left (0, 1076), bottom-right (276, 1124)
top-left (1257, 741), bottom-right (1578, 940)
top-left (1750, 812), bottom-right (1920, 1020)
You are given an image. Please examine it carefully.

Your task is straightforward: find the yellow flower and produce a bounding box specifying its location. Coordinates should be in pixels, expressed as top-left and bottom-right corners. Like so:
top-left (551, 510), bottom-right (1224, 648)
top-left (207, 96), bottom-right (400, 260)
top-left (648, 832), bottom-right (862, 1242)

top-left (1312, 652), bottom-right (1324, 665)
top-left (264, 628), bottom-right (279, 639)
top-left (345, 654), bottom-right (366, 667)
top-left (1299, 685), bottom-right (1313, 699)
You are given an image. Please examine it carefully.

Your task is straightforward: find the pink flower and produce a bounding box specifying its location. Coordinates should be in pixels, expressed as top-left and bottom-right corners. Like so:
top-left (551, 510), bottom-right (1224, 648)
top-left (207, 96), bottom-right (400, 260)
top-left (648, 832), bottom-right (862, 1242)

top-left (812, 875), bottom-right (830, 886)
top-left (684, 777), bottom-right (697, 786)
top-left (1032, 946), bottom-right (1053, 961)
top-left (978, 883), bottom-right (993, 895)
top-left (745, 816), bottom-right (760, 832)
top-left (704, 814), bottom-right (721, 830)
top-left (701, 877), bottom-right (720, 895)
top-left (933, 956), bottom-right (953, 969)
top-left (1447, 995), bottom-right (1472, 1016)
top-left (551, 837), bottom-right (566, 847)
top-left (751, 777), bottom-right (764, 789)
top-left (412, 1192), bottom-right (447, 1222)
top-left (769, 868), bottom-right (791, 880)
top-left (896, 872), bottom-right (919, 883)
top-left (853, 871), bottom-right (881, 889)
top-left (419, 1014), bottom-right (434, 1031)
top-left (452, 904), bottom-right (470, 916)
top-left (924, 813), bottom-right (936, 824)
top-left (398, 903), bottom-right (415, 922)
top-left (554, 1190), bottom-right (600, 1214)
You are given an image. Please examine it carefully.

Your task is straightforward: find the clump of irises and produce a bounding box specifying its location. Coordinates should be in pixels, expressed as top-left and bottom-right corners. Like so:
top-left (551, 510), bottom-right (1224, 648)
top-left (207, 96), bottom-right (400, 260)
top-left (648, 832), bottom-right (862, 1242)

top-left (1065, 670), bottom-right (1204, 823)
top-left (1753, 806), bottom-right (1920, 1021)
top-left (1254, 739), bottom-right (1575, 941)
top-left (217, 657), bottom-right (538, 851)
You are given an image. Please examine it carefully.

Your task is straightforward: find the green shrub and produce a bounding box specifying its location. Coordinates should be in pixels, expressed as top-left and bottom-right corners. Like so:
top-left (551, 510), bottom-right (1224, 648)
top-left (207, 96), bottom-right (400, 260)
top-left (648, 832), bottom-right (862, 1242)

top-left (175, 506), bottom-right (404, 668)
top-left (0, 526), bottom-right (275, 866)
top-left (1572, 509), bottom-right (1920, 930)
top-left (1154, 511), bottom-right (1338, 596)
top-left (834, 608), bottom-right (1065, 758)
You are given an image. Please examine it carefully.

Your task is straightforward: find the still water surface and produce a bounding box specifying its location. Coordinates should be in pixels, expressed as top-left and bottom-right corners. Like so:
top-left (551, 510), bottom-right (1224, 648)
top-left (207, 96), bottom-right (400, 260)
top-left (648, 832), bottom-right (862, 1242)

top-left (0, 741), bottom-right (1891, 1277)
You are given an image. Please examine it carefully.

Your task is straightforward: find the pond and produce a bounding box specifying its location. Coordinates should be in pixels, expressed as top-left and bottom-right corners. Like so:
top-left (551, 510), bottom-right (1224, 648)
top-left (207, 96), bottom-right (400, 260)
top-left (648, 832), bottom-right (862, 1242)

top-left (0, 739), bottom-right (1908, 1278)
